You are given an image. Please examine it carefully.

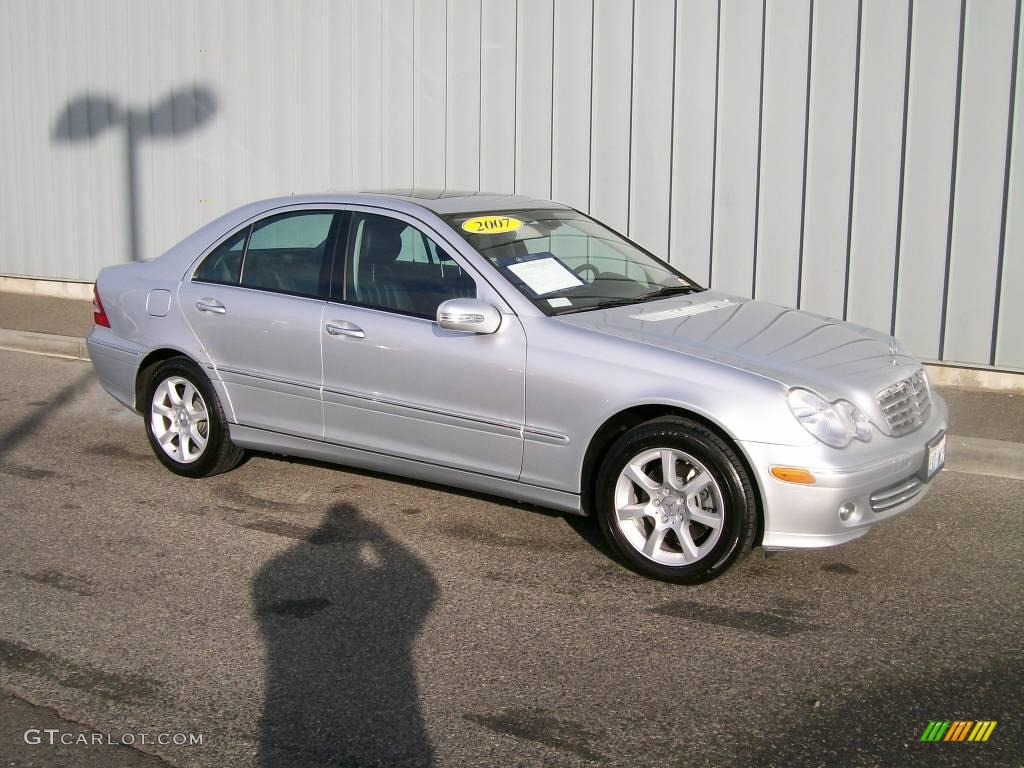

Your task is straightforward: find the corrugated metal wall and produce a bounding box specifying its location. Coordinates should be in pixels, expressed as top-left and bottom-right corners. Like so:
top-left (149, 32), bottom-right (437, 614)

top-left (0, 0), bottom-right (1021, 369)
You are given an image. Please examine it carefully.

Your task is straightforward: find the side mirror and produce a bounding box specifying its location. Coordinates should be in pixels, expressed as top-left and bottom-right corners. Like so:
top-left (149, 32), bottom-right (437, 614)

top-left (436, 298), bottom-right (502, 334)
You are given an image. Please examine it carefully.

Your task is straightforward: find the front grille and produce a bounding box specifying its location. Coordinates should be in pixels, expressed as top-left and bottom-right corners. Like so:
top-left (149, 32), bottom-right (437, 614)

top-left (870, 475), bottom-right (925, 513)
top-left (876, 370), bottom-right (931, 436)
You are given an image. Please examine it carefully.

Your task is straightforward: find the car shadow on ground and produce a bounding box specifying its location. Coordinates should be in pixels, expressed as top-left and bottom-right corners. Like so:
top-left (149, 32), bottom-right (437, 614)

top-left (250, 450), bottom-right (618, 560)
top-left (252, 503), bottom-right (438, 767)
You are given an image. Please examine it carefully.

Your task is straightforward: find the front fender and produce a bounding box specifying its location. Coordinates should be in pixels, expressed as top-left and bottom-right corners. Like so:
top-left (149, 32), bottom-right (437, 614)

top-left (520, 317), bottom-right (813, 494)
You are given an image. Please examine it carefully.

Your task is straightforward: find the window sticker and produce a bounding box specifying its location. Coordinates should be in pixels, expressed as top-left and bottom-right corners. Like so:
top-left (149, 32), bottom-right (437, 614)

top-left (506, 256), bottom-right (583, 296)
top-left (461, 215), bottom-right (523, 234)
top-left (547, 297), bottom-right (572, 308)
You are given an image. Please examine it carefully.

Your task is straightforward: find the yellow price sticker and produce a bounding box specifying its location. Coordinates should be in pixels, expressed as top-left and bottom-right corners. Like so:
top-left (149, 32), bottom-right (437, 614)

top-left (461, 215), bottom-right (523, 234)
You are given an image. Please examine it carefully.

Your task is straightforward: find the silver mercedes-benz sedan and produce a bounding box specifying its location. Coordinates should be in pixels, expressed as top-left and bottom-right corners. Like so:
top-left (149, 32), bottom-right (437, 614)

top-left (88, 191), bottom-right (947, 583)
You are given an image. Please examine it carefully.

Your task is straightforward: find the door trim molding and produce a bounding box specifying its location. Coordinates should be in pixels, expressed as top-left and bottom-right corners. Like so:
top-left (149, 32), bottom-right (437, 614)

top-left (228, 423), bottom-right (584, 515)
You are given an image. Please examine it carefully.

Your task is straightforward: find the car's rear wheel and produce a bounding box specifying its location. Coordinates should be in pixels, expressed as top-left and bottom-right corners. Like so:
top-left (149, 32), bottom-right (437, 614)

top-left (595, 416), bottom-right (756, 583)
top-left (144, 357), bottom-right (244, 478)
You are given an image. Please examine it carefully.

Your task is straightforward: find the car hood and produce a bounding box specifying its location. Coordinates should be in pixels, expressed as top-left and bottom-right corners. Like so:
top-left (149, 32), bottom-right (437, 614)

top-left (555, 290), bottom-right (921, 399)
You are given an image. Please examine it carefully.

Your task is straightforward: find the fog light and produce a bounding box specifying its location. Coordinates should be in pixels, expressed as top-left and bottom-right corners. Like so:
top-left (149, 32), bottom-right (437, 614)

top-left (838, 501), bottom-right (856, 522)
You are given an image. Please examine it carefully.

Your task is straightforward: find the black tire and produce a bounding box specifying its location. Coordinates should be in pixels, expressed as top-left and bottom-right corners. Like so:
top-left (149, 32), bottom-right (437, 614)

top-left (142, 356), bottom-right (244, 478)
top-left (595, 416), bottom-right (757, 584)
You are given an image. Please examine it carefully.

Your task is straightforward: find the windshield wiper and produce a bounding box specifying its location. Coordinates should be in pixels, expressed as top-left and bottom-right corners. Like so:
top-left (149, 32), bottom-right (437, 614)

top-left (630, 284), bottom-right (703, 302)
top-left (552, 285), bottom-right (703, 315)
top-left (555, 297), bottom-right (641, 314)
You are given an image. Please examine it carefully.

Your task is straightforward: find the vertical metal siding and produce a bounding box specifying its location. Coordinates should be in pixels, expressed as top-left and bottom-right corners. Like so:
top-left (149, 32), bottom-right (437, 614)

top-left (589, 0), bottom-right (633, 232)
top-left (755, 0), bottom-right (810, 309)
top-left (383, 0), bottom-right (416, 189)
top-left (551, 0), bottom-right (593, 212)
top-left (0, 0), bottom-right (1021, 370)
top-left (668, 0), bottom-right (718, 286)
top-left (799, 0), bottom-right (858, 318)
top-left (943, 0), bottom-right (1017, 364)
top-left (628, 0), bottom-right (675, 257)
top-left (514, 0), bottom-right (554, 199)
top-left (445, 0), bottom-right (482, 190)
top-left (845, 0), bottom-right (908, 335)
top-left (996, 1), bottom-right (1024, 368)
top-left (894, 0), bottom-right (962, 362)
top-left (710, 0), bottom-right (763, 298)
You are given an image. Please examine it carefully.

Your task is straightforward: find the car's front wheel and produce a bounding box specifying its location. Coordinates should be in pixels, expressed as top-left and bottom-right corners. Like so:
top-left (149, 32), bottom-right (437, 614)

top-left (595, 417), bottom-right (757, 583)
top-left (143, 357), bottom-right (244, 478)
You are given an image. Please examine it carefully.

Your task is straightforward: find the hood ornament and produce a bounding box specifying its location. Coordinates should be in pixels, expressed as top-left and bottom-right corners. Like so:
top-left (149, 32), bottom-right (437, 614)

top-left (889, 340), bottom-right (899, 366)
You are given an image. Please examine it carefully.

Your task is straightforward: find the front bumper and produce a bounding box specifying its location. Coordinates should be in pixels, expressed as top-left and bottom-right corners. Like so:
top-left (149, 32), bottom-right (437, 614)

top-left (740, 392), bottom-right (949, 549)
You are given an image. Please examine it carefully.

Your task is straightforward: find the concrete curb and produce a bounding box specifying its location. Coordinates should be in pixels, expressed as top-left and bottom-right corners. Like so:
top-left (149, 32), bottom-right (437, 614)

top-left (0, 328), bottom-right (89, 361)
top-left (925, 363), bottom-right (1024, 392)
top-left (0, 275), bottom-right (94, 300)
top-left (945, 435), bottom-right (1024, 481)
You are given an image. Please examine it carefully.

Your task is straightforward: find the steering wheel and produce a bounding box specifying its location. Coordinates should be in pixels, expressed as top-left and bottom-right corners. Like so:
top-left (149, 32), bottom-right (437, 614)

top-left (573, 262), bottom-right (600, 284)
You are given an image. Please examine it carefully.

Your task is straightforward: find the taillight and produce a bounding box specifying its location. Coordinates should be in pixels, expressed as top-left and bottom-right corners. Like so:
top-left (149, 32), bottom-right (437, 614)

top-left (93, 285), bottom-right (111, 328)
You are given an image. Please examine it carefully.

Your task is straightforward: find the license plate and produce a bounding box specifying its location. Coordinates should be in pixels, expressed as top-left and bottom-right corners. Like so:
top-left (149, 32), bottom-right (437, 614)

top-left (924, 433), bottom-right (946, 481)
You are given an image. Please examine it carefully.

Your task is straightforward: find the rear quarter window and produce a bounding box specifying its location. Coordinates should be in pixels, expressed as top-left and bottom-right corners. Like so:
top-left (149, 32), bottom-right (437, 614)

top-left (194, 228), bottom-right (247, 285)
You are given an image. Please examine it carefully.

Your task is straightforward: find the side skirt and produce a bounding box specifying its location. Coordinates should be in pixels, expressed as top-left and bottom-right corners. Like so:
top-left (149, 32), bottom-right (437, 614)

top-left (228, 424), bottom-right (585, 516)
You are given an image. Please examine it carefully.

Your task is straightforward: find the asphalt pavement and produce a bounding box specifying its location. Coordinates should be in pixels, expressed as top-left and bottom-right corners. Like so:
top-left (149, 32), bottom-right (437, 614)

top-left (0, 349), bottom-right (1021, 767)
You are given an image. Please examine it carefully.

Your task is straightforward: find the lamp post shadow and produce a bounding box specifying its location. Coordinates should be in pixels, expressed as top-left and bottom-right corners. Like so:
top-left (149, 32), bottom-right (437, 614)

top-left (252, 504), bottom-right (438, 767)
top-left (52, 85), bottom-right (216, 262)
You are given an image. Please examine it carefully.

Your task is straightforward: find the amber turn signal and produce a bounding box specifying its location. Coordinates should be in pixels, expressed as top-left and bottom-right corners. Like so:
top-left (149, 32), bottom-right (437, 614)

top-left (770, 466), bottom-right (816, 484)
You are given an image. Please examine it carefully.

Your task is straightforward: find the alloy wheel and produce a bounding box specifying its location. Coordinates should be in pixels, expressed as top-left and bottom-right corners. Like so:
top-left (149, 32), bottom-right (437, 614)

top-left (150, 375), bottom-right (210, 464)
top-left (613, 447), bottom-right (725, 566)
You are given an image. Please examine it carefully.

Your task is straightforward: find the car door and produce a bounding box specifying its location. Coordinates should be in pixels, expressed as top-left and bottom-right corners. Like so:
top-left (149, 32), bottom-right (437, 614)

top-left (320, 208), bottom-right (526, 479)
top-left (179, 208), bottom-right (343, 439)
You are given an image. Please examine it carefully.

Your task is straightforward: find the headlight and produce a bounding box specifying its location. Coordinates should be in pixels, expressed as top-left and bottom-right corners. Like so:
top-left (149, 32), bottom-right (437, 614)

top-left (787, 388), bottom-right (873, 448)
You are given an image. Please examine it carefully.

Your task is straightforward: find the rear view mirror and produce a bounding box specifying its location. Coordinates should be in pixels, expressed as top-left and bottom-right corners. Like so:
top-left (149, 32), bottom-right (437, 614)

top-left (436, 298), bottom-right (502, 334)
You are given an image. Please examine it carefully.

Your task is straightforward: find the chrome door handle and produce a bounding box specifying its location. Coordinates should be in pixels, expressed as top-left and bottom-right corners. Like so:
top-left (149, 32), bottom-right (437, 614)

top-left (196, 299), bottom-right (226, 315)
top-left (325, 321), bottom-right (365, 339)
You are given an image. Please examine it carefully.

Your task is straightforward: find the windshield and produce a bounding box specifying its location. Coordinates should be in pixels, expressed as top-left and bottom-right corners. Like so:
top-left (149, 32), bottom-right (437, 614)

top-left (444, 208), bottom-right (703, 315)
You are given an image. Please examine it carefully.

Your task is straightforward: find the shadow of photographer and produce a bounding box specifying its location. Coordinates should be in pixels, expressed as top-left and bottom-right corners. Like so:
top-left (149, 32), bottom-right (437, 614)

top-left (252, 503), bottom-right (438, 767)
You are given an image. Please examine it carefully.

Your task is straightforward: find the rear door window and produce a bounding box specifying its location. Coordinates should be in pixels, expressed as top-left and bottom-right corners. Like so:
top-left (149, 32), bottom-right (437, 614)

top-left (239, 212), bottom-right (337, 297)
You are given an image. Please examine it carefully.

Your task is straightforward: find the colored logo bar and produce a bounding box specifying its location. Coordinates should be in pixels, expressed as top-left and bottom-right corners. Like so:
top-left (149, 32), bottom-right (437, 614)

top-left (920, 721), bottom-right (997, 742)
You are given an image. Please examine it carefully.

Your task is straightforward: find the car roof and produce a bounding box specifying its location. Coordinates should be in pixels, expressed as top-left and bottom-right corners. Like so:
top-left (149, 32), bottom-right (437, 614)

top-left (235, 190), bottom-right (571, 217)
top-left (368, 189), bottom-right (570, 215)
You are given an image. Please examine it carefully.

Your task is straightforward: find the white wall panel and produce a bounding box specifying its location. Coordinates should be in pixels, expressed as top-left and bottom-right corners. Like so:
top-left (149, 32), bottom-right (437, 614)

top-left (995, 5), bottom-right (1023, 368)
top-left (1, 0), bottom-right (1020, 370)
top-left (943, 0), bottom-right (1017, 364)
top-left (551, 0), bottom-right (593, 211)
top-left (799, 0), bottom-right (858, 317)
top-left (194, 0), bottom-right (229, 227)
top-left (846, 0), bottom-right (909, 332)
top-left (627, 0), bottom-right (674, 256)
top-left (710, 0), bottom-right (764, 297)
top-left (446, 0), bottom-right (482, 190)
top-left (5, 1), bottom-right (36, 276)
top-left (353, 1), bottom-right (384, 190)
top-left (326, 1), bottom-right (356, 191)
top-left (414, 0), bottom-right (447, 187)
top-left (383, 0), bottom-right (415, 188)
top-left (479, 0), bottom-right (516, 192)
top-left (754, 0), bottom-right (810, 307)
top-left (894, 0), bottom-right (962, 360)
top-left (514, 0), bottom-right (554, 198)
top-left (589, 0), bottom-right (632, 232)
top-left (668, 0), bottom-right (719, 284)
